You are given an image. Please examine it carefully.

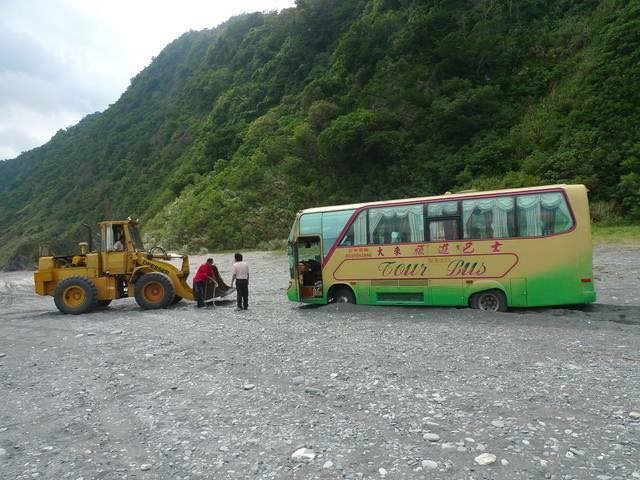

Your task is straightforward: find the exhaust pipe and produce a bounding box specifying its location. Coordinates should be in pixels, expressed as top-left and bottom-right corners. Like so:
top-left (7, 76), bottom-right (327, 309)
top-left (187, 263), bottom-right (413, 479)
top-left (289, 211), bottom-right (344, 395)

top-left (82, 224), bottom-right (92, 251)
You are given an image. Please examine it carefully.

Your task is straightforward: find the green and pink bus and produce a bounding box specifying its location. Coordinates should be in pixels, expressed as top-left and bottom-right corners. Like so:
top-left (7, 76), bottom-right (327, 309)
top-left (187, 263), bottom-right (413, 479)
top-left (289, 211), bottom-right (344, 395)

top-left (287, 184), bottom-right (596, 311)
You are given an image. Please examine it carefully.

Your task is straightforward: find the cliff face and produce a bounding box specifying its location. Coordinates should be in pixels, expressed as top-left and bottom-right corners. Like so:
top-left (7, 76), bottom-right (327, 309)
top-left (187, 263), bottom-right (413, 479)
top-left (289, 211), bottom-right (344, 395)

top-left (1, 0), bottom-right (639, 269)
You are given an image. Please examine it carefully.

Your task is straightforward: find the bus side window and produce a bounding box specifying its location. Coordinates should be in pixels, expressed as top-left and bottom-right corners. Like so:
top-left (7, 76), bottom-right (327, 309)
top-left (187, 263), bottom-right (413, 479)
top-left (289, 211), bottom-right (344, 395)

top-left (517, 193), bottom-right (573, 237)
top-left (429, 219), bottom-right (459, 241)
top-left (340, 210), bottom-right (367, 246)
top-left (368, 205), bottom-right (424, 244)
top-left (427, 201), bottom-right (460, 241)
top-left (463, 196), bottom-right (515, 239)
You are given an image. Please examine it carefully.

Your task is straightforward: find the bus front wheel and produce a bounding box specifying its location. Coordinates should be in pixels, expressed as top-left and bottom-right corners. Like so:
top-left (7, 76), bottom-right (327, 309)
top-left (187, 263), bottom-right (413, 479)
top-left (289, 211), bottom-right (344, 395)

top-left (331, 287), bottom-right (356, 304)
top-left (470, 289), bottom-right (507, 312)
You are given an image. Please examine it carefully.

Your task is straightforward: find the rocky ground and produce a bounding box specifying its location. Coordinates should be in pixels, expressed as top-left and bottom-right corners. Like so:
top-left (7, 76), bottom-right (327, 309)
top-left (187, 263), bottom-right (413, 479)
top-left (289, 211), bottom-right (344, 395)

top-left (0, 246), bottom-right (638, 480)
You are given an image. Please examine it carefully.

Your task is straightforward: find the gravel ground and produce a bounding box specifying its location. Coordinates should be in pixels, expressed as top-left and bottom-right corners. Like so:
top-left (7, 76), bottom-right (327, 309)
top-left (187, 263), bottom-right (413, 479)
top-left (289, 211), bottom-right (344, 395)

top-left (0, 246), bottom-right (638, 480)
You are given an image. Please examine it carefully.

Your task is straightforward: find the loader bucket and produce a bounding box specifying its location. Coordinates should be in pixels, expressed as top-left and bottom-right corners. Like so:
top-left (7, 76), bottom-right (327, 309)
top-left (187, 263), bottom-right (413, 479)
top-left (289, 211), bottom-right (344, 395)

top-left (204, 269), bottom-right (235, 301)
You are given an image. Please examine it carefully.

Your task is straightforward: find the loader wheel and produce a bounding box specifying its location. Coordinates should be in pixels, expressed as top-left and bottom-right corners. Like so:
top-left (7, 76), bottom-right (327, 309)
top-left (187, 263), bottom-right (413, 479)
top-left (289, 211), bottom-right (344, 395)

top-left (134, 273), bottom-right (175, 310)
top-left (54, 277), bottom-right (98, 315)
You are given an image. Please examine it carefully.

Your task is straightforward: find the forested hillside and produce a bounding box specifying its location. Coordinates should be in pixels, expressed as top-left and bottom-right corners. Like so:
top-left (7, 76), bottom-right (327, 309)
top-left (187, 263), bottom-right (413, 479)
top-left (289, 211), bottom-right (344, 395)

top-left (1, 0), bottom-right (639, 269)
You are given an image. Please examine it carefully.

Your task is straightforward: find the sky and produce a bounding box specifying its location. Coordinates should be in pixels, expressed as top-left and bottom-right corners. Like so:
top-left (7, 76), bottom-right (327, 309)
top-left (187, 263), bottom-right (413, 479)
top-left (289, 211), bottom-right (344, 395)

top-left (0, 0), bottom-right (296, 161)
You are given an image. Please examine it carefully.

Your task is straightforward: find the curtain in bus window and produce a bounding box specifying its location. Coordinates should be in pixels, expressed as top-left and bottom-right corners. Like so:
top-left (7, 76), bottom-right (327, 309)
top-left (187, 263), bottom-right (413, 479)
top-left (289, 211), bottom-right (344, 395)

top-left (368, 205), bottom-right (424, 244)
top-left (353, 211), bottom-right (367, 245)
top-left (517, 195), bottom-right (542, 236)
top-left (463, 197), bottom-right (514, 239)
top-left (429, 220), bottom-right (444, 240)
top-left (429, 219), bottom-right (459, 240)
top-left (541, 193), bottom-right (573, 233)
top-left (340, 211), bottom-right (367, 247)
top-left (517, 193), bottom-right (573, 236)
top-left (427, 201), bottom-right (458, 217)
top-left (427, 201), bottom-right (459, 240)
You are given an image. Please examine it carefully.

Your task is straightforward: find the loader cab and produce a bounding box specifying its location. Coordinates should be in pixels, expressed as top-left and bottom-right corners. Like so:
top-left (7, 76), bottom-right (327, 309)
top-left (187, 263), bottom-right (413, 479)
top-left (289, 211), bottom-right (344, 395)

top-left (99, 220), bottom-right (143, 275)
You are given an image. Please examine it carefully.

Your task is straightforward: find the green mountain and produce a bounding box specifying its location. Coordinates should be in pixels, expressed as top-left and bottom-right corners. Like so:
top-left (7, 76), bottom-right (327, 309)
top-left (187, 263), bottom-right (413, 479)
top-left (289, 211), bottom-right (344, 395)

top-left (1, 0), bottom-right (639, 270)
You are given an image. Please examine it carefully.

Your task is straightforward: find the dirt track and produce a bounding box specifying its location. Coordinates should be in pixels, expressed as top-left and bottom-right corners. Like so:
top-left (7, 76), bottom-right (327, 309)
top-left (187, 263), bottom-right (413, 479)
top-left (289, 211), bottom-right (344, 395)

top-left (0, 246), bottom-right (639, 479)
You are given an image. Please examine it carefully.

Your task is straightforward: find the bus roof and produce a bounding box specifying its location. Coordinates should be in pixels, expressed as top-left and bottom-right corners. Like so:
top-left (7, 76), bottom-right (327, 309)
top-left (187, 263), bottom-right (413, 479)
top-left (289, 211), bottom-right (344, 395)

top-left (298, 184), bottom-right (582, 215)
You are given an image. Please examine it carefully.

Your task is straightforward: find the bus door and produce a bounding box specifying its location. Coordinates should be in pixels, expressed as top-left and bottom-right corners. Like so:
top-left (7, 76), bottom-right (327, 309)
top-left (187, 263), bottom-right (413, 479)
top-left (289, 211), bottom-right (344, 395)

top-left (295, 236), bottom-right (324, 301)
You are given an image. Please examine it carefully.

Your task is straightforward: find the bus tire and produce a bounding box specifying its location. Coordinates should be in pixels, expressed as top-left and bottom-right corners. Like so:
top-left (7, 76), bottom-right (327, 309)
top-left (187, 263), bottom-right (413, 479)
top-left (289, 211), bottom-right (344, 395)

top-left (470, 289), bottom-right (507, 312)
top-left (134, 273), bottom-right (175, 310)
top-left (331, 286), bottom-right (356, 304)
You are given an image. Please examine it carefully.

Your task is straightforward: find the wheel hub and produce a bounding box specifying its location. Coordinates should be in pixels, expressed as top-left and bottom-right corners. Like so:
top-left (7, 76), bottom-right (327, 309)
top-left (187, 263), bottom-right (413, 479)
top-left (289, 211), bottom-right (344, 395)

top-left (143, 282), bottom-right (164, 302)
top-left (479, 294), bottom-right (498, 311)
top-left (63, 286), bottom-right (86, 307)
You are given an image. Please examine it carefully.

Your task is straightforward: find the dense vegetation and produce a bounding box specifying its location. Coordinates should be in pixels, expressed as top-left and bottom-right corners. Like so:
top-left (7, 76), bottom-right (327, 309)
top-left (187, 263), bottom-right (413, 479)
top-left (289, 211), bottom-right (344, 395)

top-left (1, 0), bottom-right (639, 269)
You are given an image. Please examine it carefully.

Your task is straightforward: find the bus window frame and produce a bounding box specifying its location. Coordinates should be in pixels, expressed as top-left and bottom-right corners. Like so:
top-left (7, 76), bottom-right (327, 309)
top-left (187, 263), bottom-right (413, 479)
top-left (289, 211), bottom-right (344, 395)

top-left (514, 191), bottom-right (576, 238)
top-left (424, 200), bottom-right (462, 242)
top-left (365, 204), bottom-right (426, 245)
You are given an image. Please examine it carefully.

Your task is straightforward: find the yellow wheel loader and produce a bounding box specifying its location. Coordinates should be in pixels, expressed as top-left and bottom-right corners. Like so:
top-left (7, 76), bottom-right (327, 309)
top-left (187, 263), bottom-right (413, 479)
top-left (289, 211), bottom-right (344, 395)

top-left (34, 219), bottom-right (234, 314)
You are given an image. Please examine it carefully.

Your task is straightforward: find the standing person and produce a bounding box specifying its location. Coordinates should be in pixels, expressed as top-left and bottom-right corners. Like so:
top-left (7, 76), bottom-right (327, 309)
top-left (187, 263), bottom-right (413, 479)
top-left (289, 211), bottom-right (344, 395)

top-left (230, 252), bottom-right (249, 310)
top-left (193, 258), bottom-right (217, 308)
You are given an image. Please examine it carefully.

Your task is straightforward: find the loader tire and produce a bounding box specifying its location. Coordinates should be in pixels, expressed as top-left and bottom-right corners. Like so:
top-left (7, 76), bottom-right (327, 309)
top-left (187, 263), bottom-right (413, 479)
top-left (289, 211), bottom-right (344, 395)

top-left (134, 272), bottom-right (175, 310)
top-left (54, 277), bottom-right (98, 315)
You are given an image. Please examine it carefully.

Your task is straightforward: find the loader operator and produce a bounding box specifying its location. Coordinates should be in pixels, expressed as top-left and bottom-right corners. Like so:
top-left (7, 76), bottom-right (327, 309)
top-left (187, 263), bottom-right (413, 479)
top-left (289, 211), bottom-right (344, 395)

top-left (193, 258), bottom-right (218, 308)
top-left (114, 234), bottom-right (125, 251)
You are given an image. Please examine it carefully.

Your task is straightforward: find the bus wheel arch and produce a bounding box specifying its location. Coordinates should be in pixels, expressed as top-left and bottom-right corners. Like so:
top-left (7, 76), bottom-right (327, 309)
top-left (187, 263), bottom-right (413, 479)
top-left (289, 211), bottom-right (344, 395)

top-left (470, 289), bottom-right (508, 312)
top-left (329, 284), bottom-right (356, 304)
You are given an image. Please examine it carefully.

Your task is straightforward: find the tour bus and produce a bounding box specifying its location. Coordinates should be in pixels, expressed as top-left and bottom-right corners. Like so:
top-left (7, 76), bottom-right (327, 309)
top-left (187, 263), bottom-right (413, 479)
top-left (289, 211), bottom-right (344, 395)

top-left (286, 184), bottom-right (596, 311)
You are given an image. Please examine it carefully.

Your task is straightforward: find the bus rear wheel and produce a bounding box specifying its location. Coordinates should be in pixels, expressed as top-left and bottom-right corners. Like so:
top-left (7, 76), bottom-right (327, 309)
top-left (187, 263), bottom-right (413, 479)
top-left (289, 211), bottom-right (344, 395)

top-left (331, 287), bottom-right (356, 304)
top-left (470, 289), bottom-right (507, 312)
